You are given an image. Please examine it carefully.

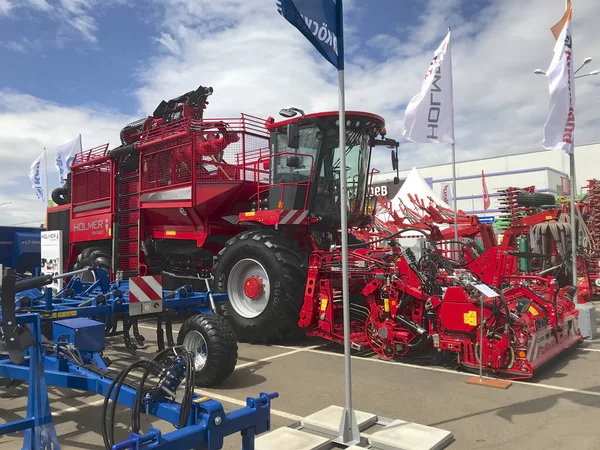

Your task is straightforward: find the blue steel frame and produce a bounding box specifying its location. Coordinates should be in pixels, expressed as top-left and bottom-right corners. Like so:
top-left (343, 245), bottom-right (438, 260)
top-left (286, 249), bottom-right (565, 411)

top-left (0, 271), bottom-right (278, 449)
top-left (0, 313), bottom-right (60, 450)
top-left (112, 393), bottom-right (279, 450)
top-left (0, 268), bottom-right (228, 325)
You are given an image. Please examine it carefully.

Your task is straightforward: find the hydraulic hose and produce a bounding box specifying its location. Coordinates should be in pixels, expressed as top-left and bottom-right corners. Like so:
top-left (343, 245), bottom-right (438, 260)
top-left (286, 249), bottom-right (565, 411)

top-left (102, 359), bottom-right (162, 449)
top-left (131, 346), bottom-right (195, 433)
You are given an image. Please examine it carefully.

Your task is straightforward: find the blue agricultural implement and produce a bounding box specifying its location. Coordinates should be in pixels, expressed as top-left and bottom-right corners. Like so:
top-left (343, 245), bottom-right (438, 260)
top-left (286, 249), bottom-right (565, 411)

top-left (0, 226), bottom-right (41, 275)
top-left (0, 266), bottom-right (276, 449)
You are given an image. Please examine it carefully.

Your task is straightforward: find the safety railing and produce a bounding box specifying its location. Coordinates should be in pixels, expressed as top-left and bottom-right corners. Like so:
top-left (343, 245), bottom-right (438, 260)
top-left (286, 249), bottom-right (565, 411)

top-left (140, 117), bottom-right (193, 146)
top-left (136, 114), bottom-right (270, 195)
top-left (71, 159), bottom-right (112, 206)
top-left (71, 143), bottom-right (110, 167)
top-left (140, 137), bottom-right (194, 192)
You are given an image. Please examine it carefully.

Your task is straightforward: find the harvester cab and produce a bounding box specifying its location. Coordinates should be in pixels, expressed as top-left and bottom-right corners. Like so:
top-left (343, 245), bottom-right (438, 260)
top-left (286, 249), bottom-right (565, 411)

top-left (240, 109), bottom-right (398, 232)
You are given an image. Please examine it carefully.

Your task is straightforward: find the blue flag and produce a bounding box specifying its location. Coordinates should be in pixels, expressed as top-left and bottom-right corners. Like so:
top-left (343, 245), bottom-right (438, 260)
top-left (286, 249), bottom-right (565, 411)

top-left (276, 0), bottom-right (344, 69)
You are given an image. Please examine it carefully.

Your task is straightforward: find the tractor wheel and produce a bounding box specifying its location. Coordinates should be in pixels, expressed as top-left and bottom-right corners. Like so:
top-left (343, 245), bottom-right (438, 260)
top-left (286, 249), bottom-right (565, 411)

top-left (213, 230), bottom-right (307, 344)
top-left (176, 314), bottom-right (238, 386)
top-left (516, 191), bottom-right (556, 207)
top-left (73, 246), bottom-right (111, 281)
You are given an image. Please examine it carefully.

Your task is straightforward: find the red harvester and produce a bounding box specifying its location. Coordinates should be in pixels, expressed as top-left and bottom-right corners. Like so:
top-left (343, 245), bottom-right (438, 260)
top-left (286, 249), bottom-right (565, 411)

top-left (47, 86), bottom-right (395, 343)
top-left (47, 85), bottom-right (583, 378)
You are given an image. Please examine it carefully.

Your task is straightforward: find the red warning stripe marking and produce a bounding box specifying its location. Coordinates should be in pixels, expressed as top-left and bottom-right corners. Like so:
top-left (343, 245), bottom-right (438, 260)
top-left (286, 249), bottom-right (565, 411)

top-left (130, 275), bottom-right (162, 303)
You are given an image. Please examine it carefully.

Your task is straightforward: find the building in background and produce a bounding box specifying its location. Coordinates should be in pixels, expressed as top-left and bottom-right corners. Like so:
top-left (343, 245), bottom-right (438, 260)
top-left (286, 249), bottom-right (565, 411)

top-left (369, 142), bottom-right (600, 221)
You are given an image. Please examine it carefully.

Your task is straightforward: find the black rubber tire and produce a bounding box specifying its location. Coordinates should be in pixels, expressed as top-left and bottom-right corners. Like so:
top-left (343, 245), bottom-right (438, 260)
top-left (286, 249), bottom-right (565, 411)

top-left (213, 229), bottom-right (307, 344)
top-left (176, 314), bottom-right (238, 386)
top-left (516, 191), bottom-right (556, 207)
top-left (73, 246), bottom-right (111, 281)
top-left (51, 187), bottom-right (69, 205)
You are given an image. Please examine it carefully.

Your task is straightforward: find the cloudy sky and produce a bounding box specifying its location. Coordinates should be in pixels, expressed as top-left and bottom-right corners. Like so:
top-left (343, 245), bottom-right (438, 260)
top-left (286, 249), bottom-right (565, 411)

top-left (0, 0), bottom-right (599, 226)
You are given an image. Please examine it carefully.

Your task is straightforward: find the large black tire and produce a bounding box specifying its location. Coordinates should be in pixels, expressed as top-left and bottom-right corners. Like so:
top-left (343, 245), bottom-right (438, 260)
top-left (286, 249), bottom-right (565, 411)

top-left (213, 229), bottom-right (307, 344)
top-left (51, 186), bottom-right (70, 205)
top-left (73, 246), bottom-right (111, 281)
top-left (516, 191), bottom-right (556, 207)
top-left (176, 314), bottom-right (238, 386)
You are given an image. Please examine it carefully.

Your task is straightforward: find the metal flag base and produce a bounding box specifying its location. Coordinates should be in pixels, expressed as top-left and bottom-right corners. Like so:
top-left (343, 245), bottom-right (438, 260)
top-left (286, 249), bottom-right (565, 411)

top-left (466, 376), bottom-right (512, 389)
top-left (465, 286), bottom-right (513, 390)
top-left (255, 404), bottom-right (454, 450)
top-left (338, 406), bottom-right (361, 445)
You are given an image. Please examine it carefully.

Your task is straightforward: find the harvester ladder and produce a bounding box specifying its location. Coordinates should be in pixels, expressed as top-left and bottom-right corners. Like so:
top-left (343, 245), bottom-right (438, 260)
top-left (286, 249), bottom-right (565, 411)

top-left (115, 152), bottom-right (140, 279)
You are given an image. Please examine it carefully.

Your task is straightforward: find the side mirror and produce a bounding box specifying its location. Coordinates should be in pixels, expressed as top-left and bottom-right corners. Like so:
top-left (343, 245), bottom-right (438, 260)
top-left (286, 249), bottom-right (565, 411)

top-left (287, 122), bottom-right (300, 149)
top-left (391, 149), bottom-right (398, 171)
top-left (286, 156), bottom-right (301, 168)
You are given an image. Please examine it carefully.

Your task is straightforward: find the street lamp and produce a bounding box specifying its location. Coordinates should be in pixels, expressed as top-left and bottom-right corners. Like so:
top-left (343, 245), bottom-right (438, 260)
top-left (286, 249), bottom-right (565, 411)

top-left (533, 56), bottom-right (600, 79)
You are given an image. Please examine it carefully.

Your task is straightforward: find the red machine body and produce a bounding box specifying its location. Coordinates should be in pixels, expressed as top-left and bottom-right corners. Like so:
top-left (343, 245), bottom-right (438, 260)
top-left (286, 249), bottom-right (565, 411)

top-left (298, 241), bottom-right (582, 379)
top-left (48, 86), bottom-right (273, 278)
top-left (45, 85), bottom-right (585, 373)
top-left (46, 86), bottom-right (396, 344)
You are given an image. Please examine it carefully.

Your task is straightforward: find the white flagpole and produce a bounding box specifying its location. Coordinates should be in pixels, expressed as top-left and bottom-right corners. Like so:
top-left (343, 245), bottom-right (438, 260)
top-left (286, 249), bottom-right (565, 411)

top-left (564, 0), bottom-right (578, 302)
top-left (337, 1), bottom-right (360, 445)
top-left (452, 143), bottom-right (458, 240)
top-left (448, 26), bottom-right (459, 243)
top-left (44, 147), bottom-right (49, 205)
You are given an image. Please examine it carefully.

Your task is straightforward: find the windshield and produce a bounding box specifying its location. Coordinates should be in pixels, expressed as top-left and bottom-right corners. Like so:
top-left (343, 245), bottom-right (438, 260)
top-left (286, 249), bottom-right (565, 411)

top-left (313, 130), bottom-right (370, 223)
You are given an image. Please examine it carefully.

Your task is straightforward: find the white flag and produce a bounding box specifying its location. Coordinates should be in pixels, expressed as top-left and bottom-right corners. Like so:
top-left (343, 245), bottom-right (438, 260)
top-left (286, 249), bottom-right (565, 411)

top-left (440, 183), bottom-right (453, 207)
top-left (542, 4), bottom-right (575, 154)
top-left (55, 135), bottom-right (81, 185)
top-left (402, 29), bottom-right (454, 144)
top-left (29, 150), bottom-right (47, 203)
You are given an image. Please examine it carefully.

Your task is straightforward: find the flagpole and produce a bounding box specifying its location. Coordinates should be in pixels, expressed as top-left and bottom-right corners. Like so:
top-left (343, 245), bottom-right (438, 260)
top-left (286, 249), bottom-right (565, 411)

top-left (563, 0), bottom-right (578, 302)
top-left (44, 147), bottom-right (49, 205)
top-left (448, 26), bottom-right (459, 242)
top-left (336, 0), bottom-right (360, 445)
top-left (451, 143), bottom-right (458, 240)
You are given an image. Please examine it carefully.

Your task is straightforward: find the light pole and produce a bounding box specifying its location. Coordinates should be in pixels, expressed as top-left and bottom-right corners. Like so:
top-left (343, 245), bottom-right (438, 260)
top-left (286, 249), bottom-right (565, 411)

top-left (534, 56), bottom-right (598, 303)
top-left (534, 56), bottom-right (599, 79)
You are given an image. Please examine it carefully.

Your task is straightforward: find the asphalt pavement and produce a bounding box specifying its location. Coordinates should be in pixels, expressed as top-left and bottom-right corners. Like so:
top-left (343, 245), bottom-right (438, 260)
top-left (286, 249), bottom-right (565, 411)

top-left (1, 306), bottom-right (599, 450)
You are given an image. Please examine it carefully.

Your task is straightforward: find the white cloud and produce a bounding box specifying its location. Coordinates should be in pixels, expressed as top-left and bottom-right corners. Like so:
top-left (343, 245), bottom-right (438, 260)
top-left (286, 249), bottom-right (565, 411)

top-left (131, 0), bottom-right (599, 174)
top-left (0, 89), bottom-right (134, 225)
top-left (1, 0), bottom-right (600, 226)
top-left (0, 0), bottom-right (12, 15)
top-left (0, 40), bottom-right (25, 52)
top-left (0, 0), bottom-right (124, 46)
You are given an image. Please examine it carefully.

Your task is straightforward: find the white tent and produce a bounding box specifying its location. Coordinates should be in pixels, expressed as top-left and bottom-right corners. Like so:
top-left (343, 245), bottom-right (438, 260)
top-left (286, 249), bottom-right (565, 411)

top-left (372, 167), bottom-right (455, 253)
top-left (376, 166), bottom-right (451, 222)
